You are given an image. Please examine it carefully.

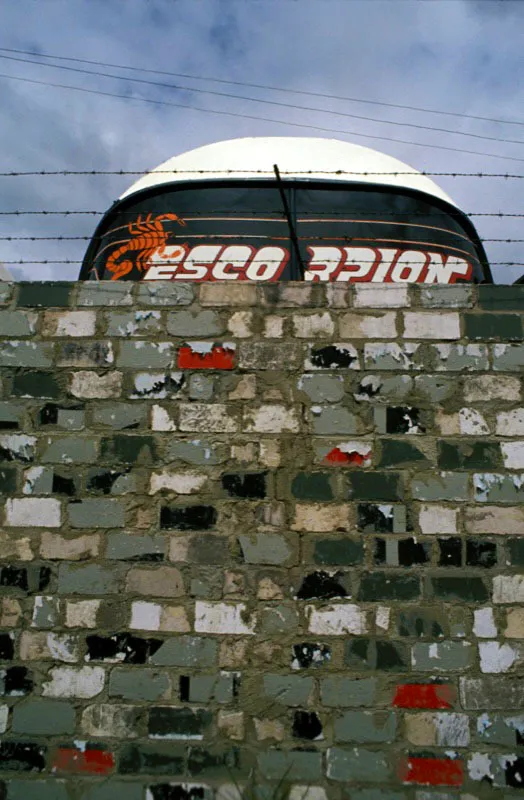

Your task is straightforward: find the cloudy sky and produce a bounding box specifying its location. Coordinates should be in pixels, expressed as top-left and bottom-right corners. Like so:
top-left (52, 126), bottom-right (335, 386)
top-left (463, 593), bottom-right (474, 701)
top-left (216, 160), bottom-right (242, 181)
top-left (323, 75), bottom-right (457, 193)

top-left (0, 0), bottom-right (523, 283)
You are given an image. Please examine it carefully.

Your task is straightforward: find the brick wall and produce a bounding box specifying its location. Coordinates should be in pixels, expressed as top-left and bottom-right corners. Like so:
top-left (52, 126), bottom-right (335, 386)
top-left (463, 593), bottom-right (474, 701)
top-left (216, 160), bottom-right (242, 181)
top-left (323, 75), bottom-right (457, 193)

top-left (0, 280), bottom-right (523, 800)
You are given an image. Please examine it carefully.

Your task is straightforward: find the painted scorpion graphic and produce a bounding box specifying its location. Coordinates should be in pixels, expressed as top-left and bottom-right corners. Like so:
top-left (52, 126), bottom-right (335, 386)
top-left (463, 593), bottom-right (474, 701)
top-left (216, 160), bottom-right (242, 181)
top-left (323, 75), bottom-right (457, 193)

top-left (105, 212), bottom-right (187, 280)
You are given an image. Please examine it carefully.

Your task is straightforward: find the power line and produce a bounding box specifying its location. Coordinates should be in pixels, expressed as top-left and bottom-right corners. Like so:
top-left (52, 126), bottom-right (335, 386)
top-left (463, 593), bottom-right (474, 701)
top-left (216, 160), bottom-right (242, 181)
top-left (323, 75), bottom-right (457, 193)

top-left (0, 170), bottom-right (523, 178)
top-left (0, 210), bottom-right (522, 218)
top-left (3, 71), bottom-right (524, 164)
top-left (1, 44), bottom-right (523, 129)
top-left (1, 52), bottom-right (523, 148)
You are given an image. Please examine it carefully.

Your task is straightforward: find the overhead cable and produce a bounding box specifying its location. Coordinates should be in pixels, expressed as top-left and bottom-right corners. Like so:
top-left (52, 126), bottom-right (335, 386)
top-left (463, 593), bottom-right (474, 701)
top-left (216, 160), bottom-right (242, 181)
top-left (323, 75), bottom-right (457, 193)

top-left (1, 44), bottom-right (522, 128)
top-left (2, 71), bottom-right (524, 164)
top-left (1, 52), bottom-right (523, 147)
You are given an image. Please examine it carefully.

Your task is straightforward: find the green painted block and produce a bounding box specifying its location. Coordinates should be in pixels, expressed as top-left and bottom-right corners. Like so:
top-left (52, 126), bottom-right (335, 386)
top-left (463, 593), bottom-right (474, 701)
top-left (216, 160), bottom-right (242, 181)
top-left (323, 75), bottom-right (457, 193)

top-left (291, 472), bottom-right (334, 501)
top-left (379, 439), bottom-right (428, 468)
top-left (438, 441), bottom-right (502, 470)
top-left (17, 282), bottom-right (72, 308)
top-left (464, 312), bottom-right (523, 341)
top-left (348, 472), bottom-right (403, 501)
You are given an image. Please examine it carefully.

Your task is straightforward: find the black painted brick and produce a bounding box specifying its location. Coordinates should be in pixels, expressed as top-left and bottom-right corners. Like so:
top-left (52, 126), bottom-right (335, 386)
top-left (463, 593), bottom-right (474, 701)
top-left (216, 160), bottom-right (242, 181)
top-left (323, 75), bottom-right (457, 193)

top-left (160, 506), bottom-right (217, 531)
top-left (222, 472), bottom-right (267, 499)
top-left (358, 573), bottom-right (420, 601)
top-left (148, 707), bottom-right (212, 739)
top-left (430, 576), bottom-right (489, 602)
top-left (313, 538), bottom-right (364, 565)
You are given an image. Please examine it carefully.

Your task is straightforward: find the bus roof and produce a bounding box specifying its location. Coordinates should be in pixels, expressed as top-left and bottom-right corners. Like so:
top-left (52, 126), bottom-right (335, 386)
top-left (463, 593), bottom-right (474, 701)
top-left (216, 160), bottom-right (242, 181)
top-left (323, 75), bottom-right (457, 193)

top-left (119, 137), bottom-right (458, 207)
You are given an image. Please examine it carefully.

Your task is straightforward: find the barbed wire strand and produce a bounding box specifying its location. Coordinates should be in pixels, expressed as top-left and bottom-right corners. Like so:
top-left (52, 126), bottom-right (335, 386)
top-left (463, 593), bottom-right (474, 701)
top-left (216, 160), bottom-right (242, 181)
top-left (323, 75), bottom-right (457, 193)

top-left (1, 235), bottom-right (522, 243)
top-left (2, 71), bottom-right (524, 164)
top-left (0, 210), bottom-right (522, 218)
top-left (2, 44), bottom-right (523, 129)
top-left (2, 52), bottom-right (523, 147)
top-left (1, 170), bottom-right (523, 178)
top-left (2, 260), bottom-right (523, 266)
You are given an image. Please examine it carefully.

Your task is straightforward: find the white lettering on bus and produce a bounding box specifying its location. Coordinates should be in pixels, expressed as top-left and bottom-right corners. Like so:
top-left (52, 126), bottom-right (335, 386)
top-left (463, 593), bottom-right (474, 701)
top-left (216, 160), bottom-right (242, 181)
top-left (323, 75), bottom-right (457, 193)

top-left (142, 244), bottom-right (473, 283)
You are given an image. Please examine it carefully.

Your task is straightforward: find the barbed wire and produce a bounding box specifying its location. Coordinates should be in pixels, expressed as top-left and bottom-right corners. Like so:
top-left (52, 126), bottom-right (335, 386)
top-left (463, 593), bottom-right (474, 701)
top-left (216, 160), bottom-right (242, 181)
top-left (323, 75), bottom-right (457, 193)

top-left (0, 235), bottom-right (522, 243)
top-left (1, 170), bottom-right (523, 178)
top-left (2, 260), bottom-right (522, 266)
top-left (0, 210), bottom-right (522, 218)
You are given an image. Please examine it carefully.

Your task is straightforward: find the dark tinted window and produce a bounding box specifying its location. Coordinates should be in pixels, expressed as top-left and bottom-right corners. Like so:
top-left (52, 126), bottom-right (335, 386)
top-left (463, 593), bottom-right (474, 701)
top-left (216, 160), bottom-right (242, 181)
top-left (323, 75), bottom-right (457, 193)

top-left (81, 182), bottom-right (489, 283)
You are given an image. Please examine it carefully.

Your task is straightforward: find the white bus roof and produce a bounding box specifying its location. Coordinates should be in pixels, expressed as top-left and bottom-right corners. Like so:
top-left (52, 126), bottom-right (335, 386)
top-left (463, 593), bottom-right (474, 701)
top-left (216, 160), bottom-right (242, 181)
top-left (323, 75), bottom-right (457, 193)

top-left (119, 137), bottom-right (457, 207)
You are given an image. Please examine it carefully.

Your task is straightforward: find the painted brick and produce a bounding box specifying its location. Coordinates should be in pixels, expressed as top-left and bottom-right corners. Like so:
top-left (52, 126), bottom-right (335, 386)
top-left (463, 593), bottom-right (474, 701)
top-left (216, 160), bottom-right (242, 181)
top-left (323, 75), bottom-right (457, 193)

top-left (327, 747), bottom-right (391, 782)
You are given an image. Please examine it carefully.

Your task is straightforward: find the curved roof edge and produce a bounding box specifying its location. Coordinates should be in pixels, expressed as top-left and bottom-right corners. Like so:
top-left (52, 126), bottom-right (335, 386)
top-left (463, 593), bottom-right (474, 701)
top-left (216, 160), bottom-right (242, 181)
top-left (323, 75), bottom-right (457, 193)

top-left (119, 137), bottom-right (457, 207)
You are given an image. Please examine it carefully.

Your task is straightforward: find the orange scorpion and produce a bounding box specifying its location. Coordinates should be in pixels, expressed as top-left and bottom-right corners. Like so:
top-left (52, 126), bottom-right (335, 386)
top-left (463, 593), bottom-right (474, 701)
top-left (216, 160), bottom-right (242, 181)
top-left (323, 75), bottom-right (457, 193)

top-left (105, 212), bottom-right (187, 280)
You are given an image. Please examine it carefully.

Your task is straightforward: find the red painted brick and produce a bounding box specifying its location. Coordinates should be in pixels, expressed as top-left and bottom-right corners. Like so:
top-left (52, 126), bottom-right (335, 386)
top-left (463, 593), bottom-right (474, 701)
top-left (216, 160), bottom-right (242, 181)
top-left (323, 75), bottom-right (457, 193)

top-left (177, 345), bottom-right (235, 370)
top-left (52, 746), bottom-right (114, 775)
top-left (393, 683), bottom-right (455, 709)
top-left (399, 756), bottom-right (463, 786)
top-left (324, 447), bottom-right (371, 466)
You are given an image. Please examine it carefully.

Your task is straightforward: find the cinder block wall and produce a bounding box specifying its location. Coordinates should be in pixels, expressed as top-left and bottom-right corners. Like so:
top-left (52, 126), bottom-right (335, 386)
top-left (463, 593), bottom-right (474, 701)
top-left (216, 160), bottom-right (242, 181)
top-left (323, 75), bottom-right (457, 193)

top-left (0, 280), bottom-right (523, 800)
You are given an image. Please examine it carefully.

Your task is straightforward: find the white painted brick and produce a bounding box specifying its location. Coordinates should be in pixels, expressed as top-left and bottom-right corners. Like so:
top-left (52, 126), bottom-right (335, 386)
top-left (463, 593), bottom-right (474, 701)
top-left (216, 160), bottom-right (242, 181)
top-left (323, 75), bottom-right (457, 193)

top-left (354, 284), bottom-right (409, 308)
top-left (292, 503), bottom-right (350, 532)
top-left (65, 600), bottom-right (100, 628)
top-left (375, 606), bottom-right (390, 632)
top-left (493, 575), bottom-right (524, 604)
top-left (506, 608), bottom-right (524, 639)
top-left (42, 666), bottom-right (105, 698)
top-left (293, 312), bottom-right (335, 338)
top-left (289, 788), bottom-right (328, 800)
top-left (20, 631), bottom-right (78, 662)
top-left (339, 312), bottom-right (397, 339)
top-left (82, 704), bottom-right (138, 737)
top-left (151, 405), bottom-right (176, 431)
top-left (263, 316), bottom-right (284, 338)
top-left (5, 498), bottom-right (61, 527)
top-left (479, 641), bottom-right (519, 673)
top-left (418, 505), bottom-right (457, 534)
top-left (465, 376), bottom-right (520, 403)
top-left (497, 408), bottom-right (524, 436)
top-left (244, 404), bottom-right (299, 433)
top-left (228, 311), bottom-right (253, 338)
top-left (473, 608), bottom-right (497, 639)
top-left (149, 471), bottom-right (207, 495)
top-left (69, 371), bottom-right (122, 399)
top-left (403, 312), bottom-right (460, 339)
top-left (179, 403), bottom-right (238, 433)
top-left (44, 310), bottom-right (96, 337)
top-left (0, 706), bottom-right (8, 733)
top-left (306, 604), bottom-right (366, 635)
top-left (130, 601), bottom-right (161, 631)
top-left (465, 506), bottom-right (524, 534)
top-left (501, 442), bottom-right (524, 469)
top-left (459, 408), bottom-right (490, 435)
top-left (194, 601), bottom-right (255, 635)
